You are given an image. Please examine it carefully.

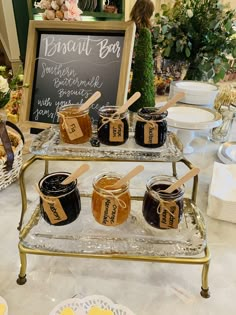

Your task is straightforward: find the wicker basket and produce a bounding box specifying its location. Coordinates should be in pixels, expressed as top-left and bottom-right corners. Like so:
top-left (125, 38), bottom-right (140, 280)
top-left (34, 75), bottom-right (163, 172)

top-left (0, 121), bottom-right (24, 191)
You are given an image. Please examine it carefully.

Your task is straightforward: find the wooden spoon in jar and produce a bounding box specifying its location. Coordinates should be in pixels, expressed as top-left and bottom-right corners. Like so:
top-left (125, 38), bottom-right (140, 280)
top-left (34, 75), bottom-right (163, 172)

top-left (115, 92), bottom-right (141, 115)
top-left (61, 164), bottom-right (90, 185)
top-left (156, 92), bottom-right (185, 114)
top-left (105, 165), bottom-right (144, 189)
top-left (163, 167), bottom-right (200, 194)
top-left (77, 91), bottom-right (101, 113)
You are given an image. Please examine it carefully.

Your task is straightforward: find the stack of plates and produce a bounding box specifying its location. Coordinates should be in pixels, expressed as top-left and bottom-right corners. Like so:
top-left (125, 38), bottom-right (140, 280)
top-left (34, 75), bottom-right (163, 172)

top-left (166, 105), bottom-right (222, 130)
top-left (218, 142), bottom-right (236, 164)
top-left (169, 80), bottom-right (219, 106)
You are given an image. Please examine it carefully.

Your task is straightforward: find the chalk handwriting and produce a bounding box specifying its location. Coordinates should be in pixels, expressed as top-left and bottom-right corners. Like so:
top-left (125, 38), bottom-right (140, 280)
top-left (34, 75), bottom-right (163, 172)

top-left (42, 36), bottom-right (121, 60)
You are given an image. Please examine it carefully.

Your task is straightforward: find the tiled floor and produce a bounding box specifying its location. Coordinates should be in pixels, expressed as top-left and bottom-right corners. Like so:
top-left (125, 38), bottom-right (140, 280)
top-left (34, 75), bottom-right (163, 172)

top-left (0, 126), bottom-right (236, 315)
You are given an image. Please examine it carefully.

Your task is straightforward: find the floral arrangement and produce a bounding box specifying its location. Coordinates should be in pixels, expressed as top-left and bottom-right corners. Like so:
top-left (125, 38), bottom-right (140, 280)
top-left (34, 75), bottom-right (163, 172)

top-left (0, 66), bottom-right (24, 122)
top-left (154, 75), bottom-right (173, 95)
top-left (0, 67), bottom-right (10, 108)
top-left (152, 0), bottom-right (236, 82)
top-left (34, 0), bottom-right (83, 21)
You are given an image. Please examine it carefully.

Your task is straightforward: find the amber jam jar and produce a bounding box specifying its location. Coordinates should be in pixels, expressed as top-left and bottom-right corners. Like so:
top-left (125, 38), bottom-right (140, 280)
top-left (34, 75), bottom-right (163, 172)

top-left (97, 106), bottom-right (129, 145)
top-left (135, 107), bottom-right (168, 148)
top-left (142, 175), bottom-right (184, 229)
top-left (92, 172), bottom-right (131, 226)
top-left (58, 104), bottom-right (92, 144)
top-left (39, 172), bottom-right (81, 226)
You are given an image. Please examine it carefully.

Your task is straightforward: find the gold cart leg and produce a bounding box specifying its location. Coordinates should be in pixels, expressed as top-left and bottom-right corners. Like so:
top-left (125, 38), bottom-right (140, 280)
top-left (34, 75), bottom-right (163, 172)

top-left (44, 160), bottom-right (49, 175)
top-left (18, 155), bottom-right (38, 231)
top-left (172, 162), bottom-right (177, 177)
top-left (17, 246), bottom-right (27, 285)
top-left (200, 261), bottom-right (210, 298)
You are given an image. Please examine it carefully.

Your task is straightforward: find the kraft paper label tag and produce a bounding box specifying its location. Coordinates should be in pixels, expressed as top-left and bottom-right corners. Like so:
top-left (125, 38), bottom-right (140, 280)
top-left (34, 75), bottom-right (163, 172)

top-left (144, 123), bottom-right (158, 144)
top-left (109, 120), bottom-right (124, 142)
top-left (65, 117), bottom-right (83, 140)
top-left (99, 197), bottom-right (118, 226)
top-left (42, 197), bottom-right (68, 225)
top-left (160, 201), bottom-right (179, 229)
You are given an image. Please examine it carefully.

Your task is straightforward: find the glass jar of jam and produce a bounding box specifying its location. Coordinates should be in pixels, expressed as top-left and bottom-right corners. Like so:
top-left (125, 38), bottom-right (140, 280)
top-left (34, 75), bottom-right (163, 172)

top-left (142, 175), bottom-right (184, 229)
top-left (39, 172), bottom-right (81, 226)
top-left (97, 106), bottom-right (129, 145)
top-left (58, 104), bottom-right (92, 144)
top-left (135, 107), bottom-right (168, 148)
top-left (92, 172), bottom-right (131, 226)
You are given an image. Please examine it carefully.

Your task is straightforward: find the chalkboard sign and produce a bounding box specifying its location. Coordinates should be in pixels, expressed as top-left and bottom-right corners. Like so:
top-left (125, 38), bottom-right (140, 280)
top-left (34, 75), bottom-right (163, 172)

top-left (21, 20), bottom-right (135, 130)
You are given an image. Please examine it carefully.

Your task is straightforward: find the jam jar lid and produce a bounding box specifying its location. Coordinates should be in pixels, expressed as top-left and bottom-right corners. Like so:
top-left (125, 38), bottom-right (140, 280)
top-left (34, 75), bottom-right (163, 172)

top-left (146, 175), bottom-right (184, 200)
top-left (98, 106), bottom-right (127, 119)
top-left (137, 107), bottom-right (168, 121)
top-left (39, 172), bottom-right (77, 197)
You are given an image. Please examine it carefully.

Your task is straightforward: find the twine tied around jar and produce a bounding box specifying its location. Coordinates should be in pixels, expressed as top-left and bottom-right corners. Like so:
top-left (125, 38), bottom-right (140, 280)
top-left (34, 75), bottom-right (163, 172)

top-left (35, 184), bottom-right (71, 201)
top-left (58, 112), bottom-right (80, 130)
top-left (156, 194), bottom-right (176, 218)
top-left (97, 189), bottom-right (127, 209)
top-left (35, 184), bottom-right (68, 224)
top-left (97, 112), bottom-right (122, 131)
top-left (96, 187), bottom-right (127, 209)
top-left (155, 192), bottom-right (188, 229)
top-left (136, 115), bottom-right (164, 129)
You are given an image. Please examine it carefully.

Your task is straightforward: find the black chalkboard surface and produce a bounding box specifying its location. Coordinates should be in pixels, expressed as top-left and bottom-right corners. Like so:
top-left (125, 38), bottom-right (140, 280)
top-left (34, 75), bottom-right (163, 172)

top-left (21, 20), bottom-right (135, 130)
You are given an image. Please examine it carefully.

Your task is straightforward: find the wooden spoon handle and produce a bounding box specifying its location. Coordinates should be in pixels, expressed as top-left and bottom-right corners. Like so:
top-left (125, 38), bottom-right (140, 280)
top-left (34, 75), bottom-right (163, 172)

top-left (61, 164), bottom-right (90, 185)
top-left (157, 92), bottom-right (185, 114)
top-left (116, 92), bottom-right (141, 114)
top-left (78, 91), bottom-right (101, 112)
top-left (109, 165), bottom-right (144, 189)
top-left (164, 167), bottom-right (200, 194)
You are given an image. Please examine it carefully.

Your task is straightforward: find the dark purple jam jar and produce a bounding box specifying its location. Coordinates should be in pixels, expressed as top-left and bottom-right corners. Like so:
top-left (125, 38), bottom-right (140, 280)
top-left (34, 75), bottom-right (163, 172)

top-left (39, 172), bottom-right (81, 226)
top-left (142, 175), bottom-right (184, 229)
top-left (135, 107), bottom-right (168, 148)
top-left (97, 106), bottom-right (129, 145)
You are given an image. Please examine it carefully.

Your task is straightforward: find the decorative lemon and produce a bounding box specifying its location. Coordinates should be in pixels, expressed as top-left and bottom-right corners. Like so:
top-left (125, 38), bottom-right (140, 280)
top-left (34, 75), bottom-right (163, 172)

top-left (88, 306), bottom-right (114, 315)
top-left (0, 304), bottom-right (6, 315)
top-left (60, 307), bottom-right (75, 315)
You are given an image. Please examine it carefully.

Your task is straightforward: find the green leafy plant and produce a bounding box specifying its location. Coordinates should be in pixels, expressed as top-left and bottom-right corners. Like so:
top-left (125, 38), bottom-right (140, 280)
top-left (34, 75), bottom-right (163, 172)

top-left (129, 28), bottom-right (155, 112)
top-left (152, 0), bottom-right (236, 82)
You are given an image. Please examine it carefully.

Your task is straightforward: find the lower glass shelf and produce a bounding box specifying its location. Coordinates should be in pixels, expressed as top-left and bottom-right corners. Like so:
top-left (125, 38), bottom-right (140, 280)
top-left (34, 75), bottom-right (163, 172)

top-left (20, 197), bottom-right (206, 257)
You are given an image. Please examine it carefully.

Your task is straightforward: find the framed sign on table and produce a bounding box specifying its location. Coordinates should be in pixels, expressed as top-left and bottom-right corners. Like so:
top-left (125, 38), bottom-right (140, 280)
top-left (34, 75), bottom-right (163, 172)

top-left (20, 20), bottom-right (136, 131)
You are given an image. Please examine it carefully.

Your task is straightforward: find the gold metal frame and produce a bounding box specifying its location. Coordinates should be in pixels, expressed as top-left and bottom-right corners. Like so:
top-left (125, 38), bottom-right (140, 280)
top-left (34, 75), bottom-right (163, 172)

top-left (17, 155), bottom-right (210, 298)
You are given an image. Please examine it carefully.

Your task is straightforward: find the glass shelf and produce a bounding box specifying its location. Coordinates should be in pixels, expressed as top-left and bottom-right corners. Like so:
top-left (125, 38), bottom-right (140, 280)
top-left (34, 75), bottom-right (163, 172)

top-left (30, 126), bottom-right (183, 162)
top-left (20, 197), bottom-right (206, 257)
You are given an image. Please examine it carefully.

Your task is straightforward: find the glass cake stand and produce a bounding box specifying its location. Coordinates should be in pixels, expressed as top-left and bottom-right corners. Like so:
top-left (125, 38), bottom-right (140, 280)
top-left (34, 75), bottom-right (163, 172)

top-left (16, 127), bottom-right (210, 299)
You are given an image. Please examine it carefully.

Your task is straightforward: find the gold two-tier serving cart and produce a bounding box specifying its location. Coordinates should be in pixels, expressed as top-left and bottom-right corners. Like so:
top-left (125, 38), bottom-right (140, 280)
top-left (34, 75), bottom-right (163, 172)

top-left (17, 127), bottom-right (210, 298)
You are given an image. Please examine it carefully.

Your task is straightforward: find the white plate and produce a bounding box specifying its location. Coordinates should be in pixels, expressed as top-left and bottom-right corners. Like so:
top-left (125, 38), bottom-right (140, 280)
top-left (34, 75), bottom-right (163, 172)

top-left (166, 105), bottom-right (222, 130)
top-left (49, 295), bottom-right (136, 315)
top-left (169, 80), bottom-right (218, 106)
top-left (175, 81), bottom-right (218, 92)
top-left (218, 142), bottom-right (236, 164)
top-left (0, 296), bottom-right (8, 315)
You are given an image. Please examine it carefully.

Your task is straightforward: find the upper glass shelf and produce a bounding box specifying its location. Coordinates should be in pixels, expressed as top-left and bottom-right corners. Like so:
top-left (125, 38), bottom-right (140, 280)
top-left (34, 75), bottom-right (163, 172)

top-left (30, 126), bottom-right (183, 162)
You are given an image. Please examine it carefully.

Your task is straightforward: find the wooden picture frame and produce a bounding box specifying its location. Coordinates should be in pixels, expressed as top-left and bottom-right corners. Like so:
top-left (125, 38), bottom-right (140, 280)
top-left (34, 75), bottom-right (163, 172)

top-left (21, 20), bottom-right (136, 130)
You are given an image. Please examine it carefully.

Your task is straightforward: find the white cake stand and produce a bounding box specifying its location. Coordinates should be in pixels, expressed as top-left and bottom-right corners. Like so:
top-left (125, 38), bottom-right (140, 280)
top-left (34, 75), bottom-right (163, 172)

top-left (167, 105), bottom-right (222, 154)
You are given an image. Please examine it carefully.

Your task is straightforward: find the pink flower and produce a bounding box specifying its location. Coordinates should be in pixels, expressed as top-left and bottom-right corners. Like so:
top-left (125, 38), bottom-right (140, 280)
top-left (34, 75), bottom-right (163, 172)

top-left (65, 0), bottom-right (82, 20)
